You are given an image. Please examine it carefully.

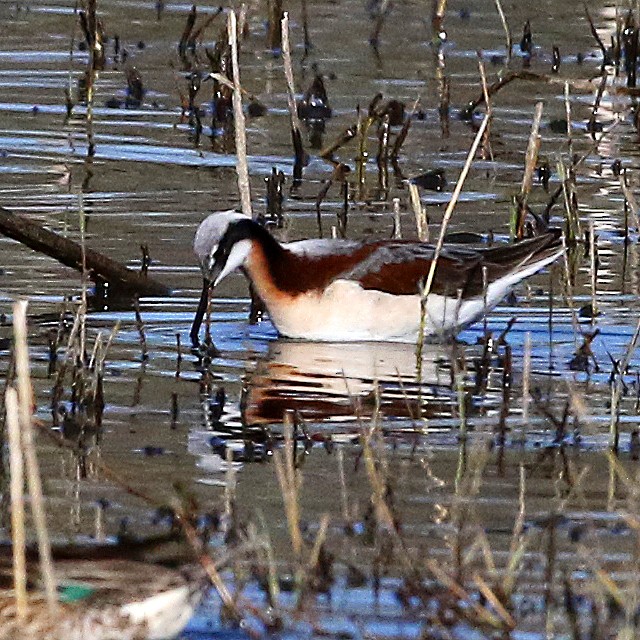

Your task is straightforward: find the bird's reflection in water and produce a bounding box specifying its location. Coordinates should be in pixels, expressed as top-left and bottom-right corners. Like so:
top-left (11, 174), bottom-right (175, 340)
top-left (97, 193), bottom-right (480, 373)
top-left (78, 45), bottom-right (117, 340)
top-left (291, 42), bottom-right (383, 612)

top-left (242, 339), bottom-right (459, 425)
top-left (191, 339), bottom-right (469, 475)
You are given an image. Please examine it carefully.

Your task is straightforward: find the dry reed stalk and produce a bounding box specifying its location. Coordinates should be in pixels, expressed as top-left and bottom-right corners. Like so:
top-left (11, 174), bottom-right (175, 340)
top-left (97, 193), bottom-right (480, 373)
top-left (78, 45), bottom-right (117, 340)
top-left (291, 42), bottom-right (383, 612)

top-left (337, 447), bottom-right (349, 522)
top-left (97, 320), bottom-right (120, 373)
top-left (281, 12), bottom-right (305, 187)
top-left (179, 515), bottom-right (245, 624)
top-left (13, 301), bottom-right (57, 612)
top-left (418, 114), bottom-right (489, 345)
top-left (424, 558), bottom-right (511, 629)
top-left (432, 0), bottom-right (447, 38)
top-left (228, 10), bottom-right (252, 217)
top-left (477, 55), bottom-right (493, 161)
top-left (255, 514), bottom-right (281, 608)
top-left (503, 464), bottom-right (527, 596)
top-left (516, 101), bottom-right (543, 239)
top-left (409, 183), bottom-right (428, 242)
top-left (493, 0), bottom-right (512, 61)
top-left (473, 573), bottom-right (516, 628)
top-left (6, 387), bottom-right (27, 619)
top-left (560, 238), bottom-right (581, 348)
top-left (306, 513), bottom-right (330, 572)
top-left (273, 412), bottom-right (303, 559)
top-left (361, 430), bottom-right (395, 532)
top-left (392, 197), bottom-right (402, 239)
top-left (558, 160), bottom-right (581, 241)
top-left (88, 330), bottom-right (102, 371)
top-left (564, 82), bottom-right (573, 159)
top-left (224, 446), bottom-right (237, 521)
top-left (280, 14), bottom-right (302, 138)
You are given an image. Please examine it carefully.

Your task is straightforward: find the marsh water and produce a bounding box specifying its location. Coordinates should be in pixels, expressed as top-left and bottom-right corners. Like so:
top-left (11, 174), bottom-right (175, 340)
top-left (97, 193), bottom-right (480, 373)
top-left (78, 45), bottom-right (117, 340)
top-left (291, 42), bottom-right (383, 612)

top-left (2, 0), bottom-right (640, 637)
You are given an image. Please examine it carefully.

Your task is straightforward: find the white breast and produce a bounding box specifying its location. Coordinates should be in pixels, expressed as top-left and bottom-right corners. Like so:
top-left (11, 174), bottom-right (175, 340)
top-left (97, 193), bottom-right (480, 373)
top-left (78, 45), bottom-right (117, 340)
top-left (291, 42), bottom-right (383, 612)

top-left (263, 280), bottom-right (487, 342)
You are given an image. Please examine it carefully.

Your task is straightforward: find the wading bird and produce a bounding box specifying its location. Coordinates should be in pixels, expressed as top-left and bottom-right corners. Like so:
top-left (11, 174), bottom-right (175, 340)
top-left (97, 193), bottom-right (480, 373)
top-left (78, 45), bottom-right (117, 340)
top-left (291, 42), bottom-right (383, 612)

top-left (191, 211), bottom-right (562, 344)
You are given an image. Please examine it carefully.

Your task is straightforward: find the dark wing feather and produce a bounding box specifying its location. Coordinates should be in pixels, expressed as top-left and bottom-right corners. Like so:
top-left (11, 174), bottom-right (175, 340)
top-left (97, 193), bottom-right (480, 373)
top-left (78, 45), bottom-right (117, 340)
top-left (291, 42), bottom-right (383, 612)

top-left (274, 231), bottom-right (561, 298)
top-left (338, 242), bottom-right (482, 296)
top-left (337, 231), bottom-right (561, 298)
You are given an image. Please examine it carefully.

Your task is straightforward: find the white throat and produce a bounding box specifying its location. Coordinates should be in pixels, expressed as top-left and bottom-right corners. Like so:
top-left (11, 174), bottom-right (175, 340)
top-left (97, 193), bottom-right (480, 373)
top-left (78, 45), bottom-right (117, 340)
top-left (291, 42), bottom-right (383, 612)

top-left (214, 239), bottom-right (252, 286)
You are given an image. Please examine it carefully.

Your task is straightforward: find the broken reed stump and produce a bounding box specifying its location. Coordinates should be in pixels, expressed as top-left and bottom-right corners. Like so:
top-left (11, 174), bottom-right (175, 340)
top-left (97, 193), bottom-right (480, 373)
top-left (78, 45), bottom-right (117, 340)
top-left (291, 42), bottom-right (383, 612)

top-left (0, 207), bottom-right (170, 297)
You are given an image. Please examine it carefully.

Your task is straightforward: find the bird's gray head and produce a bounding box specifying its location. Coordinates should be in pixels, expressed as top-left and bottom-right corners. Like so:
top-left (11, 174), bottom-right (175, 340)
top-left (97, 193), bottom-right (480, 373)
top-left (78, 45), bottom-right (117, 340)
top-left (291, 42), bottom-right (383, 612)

top-left (193, 210), bottom-right (251, 284)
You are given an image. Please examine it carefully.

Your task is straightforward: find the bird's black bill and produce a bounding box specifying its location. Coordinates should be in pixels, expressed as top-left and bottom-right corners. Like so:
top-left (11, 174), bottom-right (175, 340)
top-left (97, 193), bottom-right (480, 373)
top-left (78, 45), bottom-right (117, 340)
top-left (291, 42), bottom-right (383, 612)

top-left (190, 278), bottom-right (211, 346)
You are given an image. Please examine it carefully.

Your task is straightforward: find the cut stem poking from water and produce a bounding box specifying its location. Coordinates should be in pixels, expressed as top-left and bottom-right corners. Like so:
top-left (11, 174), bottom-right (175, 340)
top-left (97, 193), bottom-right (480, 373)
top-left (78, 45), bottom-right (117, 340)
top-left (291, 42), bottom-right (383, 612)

top-left (281, 12), bottom-right (305, 191)
top-left (228, 10), bottom-right (252, 218)
top-left (514, 101), bottom-right (543, 240)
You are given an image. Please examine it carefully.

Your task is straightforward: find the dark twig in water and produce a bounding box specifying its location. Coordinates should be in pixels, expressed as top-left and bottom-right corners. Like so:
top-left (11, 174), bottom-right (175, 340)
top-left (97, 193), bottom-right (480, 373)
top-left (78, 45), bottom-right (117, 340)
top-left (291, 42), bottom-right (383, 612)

top-left (390, 98), bottom-right (418, 160)
top-left (267, 0), bottom-right (283, 50)
top-left (178, 5), bottom-right (197, 56)
top-left (583, 3), bottom-right (611, 66)
top-left (140, 244), bottom-right (150, 276)
top-left (551, 45), bottom-right (561, 73)
top-left (623, 13), bottom-right (639, 88)
top-left (319, 125), bottom-right (358, 162)
top-left (369, 0), bottom-right (393, 51)
top-left (133, 296), bottom-right (148, 361)
top-left (376, 113), bottom-right (390, 197)
top-left (264, 167), bottom-right (285, 226)
top-left (175, 333), bottom-right (182, 378)
top-left (460, 71), bottom-right (572, 121)
top-left (301, 0), bottom-right (311, 55)
top-left (188, 7), bottom-right (223, 51)
top-left (315, 163), bottom-right (350, 237)
top-left (519, 20), bottom-right (532, 57)
top-left (587, 72), bottom-right (607, 139)
top-left (338, 181), bottom-right (349, 238)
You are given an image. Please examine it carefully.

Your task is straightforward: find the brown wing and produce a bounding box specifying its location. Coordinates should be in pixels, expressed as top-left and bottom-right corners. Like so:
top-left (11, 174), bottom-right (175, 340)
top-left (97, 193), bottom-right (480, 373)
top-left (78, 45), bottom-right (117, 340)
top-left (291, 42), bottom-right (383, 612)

top-left (343, 231), bottom-right (562, 298)
top-left (353, 247), bottom-right (481, 296)
top-left (272, 232), bottom-right (561, 298)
